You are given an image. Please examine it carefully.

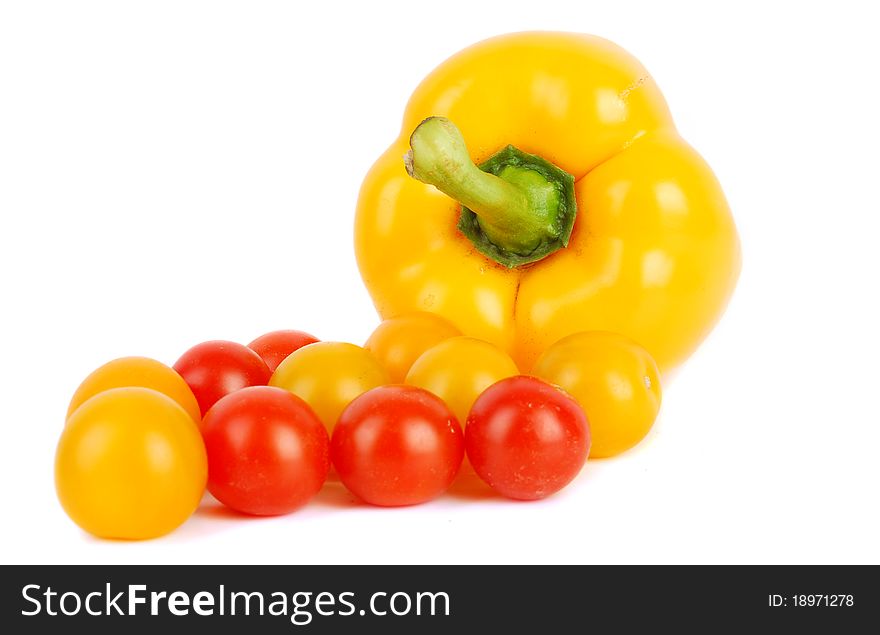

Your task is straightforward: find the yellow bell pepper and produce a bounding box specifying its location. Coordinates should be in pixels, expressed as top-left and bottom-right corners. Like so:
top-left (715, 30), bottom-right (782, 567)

top-left (355, 32), bottom-right (740, 373)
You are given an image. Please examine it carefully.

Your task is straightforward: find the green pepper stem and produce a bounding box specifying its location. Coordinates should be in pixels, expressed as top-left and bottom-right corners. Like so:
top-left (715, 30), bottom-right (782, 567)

top-left (404, 117), bottom-right (577, 267)
top-left (405, 117), bottom-right (530, 238)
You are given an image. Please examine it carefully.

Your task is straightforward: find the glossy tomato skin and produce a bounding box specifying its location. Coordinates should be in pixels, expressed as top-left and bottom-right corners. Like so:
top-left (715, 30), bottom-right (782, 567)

top-left (174, 340), bottom-right (271, 416)
top-left (532, 331), bottom-right (661, 458)
top-left (248, 330), bottom-right (320, 373)
top-left (466, 376), bottom-right (590, 501)
top-left (55, 387), bottom-right (207, 540)
top-left (364, 312), bottom-right (460, 383)
top-left (201, 386), bottom-right (329, 516)
top-left (331, 385), bottom-right (464, 506)
top-left (405, 336), bottom-right (518, 426)
top-left (270, 342), bottom-right (389, 434)
top-left (67, 356), bottom-right (201, 422)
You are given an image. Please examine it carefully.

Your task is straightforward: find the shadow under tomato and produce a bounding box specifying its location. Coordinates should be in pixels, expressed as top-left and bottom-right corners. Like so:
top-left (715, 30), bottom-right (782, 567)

top-left (445, 470), bottom-right (498, 502)
top-left (187, 492), bottom-right (276, 524)
top-left (169, 468), bottom-right (503, 544)
top-left (306, 480), bottom-right (362, 510)
top-left (195, 500), bottom-right (258, 521)
top-left (193, 480), bottom-right (362, 518)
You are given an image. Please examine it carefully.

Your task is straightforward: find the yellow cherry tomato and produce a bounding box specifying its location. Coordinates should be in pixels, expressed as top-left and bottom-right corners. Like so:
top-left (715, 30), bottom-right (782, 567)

top-left (532, 331), bottom-right (662, 458)
top-left (67, 356), bottom-right (201, 423)
top-left (55, 387), bottom-right (207, 540)
top-left (405, 336), bottom-right (519, 425)
top-left (364, 312), bottom-right (461, 383)
top-left (269, 342), bottom-right (389, 433)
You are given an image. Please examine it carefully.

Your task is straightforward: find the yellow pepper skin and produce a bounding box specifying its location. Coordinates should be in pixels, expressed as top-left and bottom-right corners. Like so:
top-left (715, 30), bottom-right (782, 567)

top-left (355, 32), bottom-right (740, 373)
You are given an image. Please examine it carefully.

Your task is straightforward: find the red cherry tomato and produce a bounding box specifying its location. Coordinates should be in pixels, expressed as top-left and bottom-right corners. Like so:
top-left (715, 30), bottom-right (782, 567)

top-left (466, 376), bottom-right (590, 500)
top-left (248, 330), bottom-right (320, 372)
top-left (173, 340), bottom-right (271, 416)
top-left (331, 385), bottom-right (464, 506)
top-left (201, 386), bottom-right (329, 515)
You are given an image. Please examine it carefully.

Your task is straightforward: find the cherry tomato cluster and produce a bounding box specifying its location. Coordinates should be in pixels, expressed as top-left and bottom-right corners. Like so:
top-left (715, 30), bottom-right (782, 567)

top-left (55, 314), bottom-right (662, 540)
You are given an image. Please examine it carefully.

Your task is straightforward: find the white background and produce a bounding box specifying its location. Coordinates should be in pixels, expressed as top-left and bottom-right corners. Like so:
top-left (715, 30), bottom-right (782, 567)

top-left (1, 0), bottom-right (878, 565)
